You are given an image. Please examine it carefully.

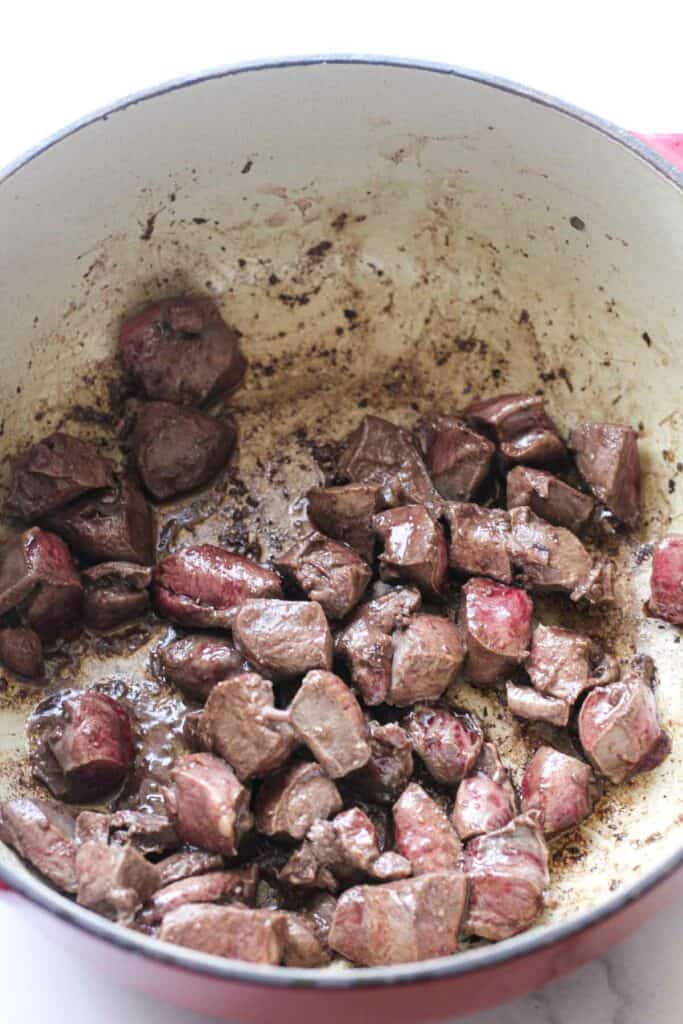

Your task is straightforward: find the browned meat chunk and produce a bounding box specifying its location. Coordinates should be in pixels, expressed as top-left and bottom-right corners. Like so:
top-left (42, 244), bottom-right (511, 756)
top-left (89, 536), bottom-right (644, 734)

top-left (526, 624), bottom-right (618, 706)
top-left (416, 413), bottom-right (494, 501)
top-left (372, 506), bottom-right (448, 600)
top-left (82, 562), bottom-right (151, 630)
top-left (336, 586), bottom-right (422, 705)
top-left (200, 674), bottom-right (297, 780)
top-left (348, 721), bottom-right (414, 803)
top-left (289, 671), bottom-right (370, 778)
top-left (255, 761), bottom-right (342, 840)
top-left (463, 814), bottom-right (549, 940)
top-left (453, 743), bottom-right (517, 840)
top-left (649, 535), bottom-right (683, 625)
top-left (393, 784), bottom-right (461, 874)
top-left (164, 753), bottom-right (253, 855)
top-left (139, 867), bottom-right (257, 924)
top-left (232, 599), bottom-right (332, 679)
top-left (0, 528), bottom-right (82, 643)
top-left (444, 504), bottom-right (513, 583)
top-left (34, 691), bottom-right (134, 802)
top-left (160, 904), bottom-right (286, 963)
top-left (405, 705), bottom-right (483, 785)
top-left (157, 850), bottom-right (224, 887)
top-left (578, 659), bottom-right (670, 784)
top-left (155, 635), bottom-right (248, 701)
top-left (506, 683), bottom-right (570, 727)
top-left (306, 483), bottom-right (382, 563)
top-left (329, 871), bottom-right (468, 966)
top-left (153, 546), bottom-right (282, 630)
top-left (0, 798), bottom-right (78, 893)
top-left (76, 840), bottom-right (160, 923)
top-left (76, 810), bottom-right (178, 855)
top-left (569, 422), bottom-right (640, 528)
top-left (133, 401), bottom-right (236, 502)
top-left (282, 912), bottom-right (331, 966)
top-left (389, 615), bottom-right (465, 706)
top-left (338, 415), bottom-right (441, 509)
top-left (44, 475), bottom-right (154, 565)
top-left (465, 393), bottom-right (567, 465)
top-left (506, 466), bottom-right (594, 533)
top-left (8, 433), bottom-right (113, 520)
top-left (119, 295), bottom-right (246, 407)
top-left (0, 627), bottom-right (44, 679)
top-left (275, 531), bottom-right (371, 619)
top-left (521, 747), bottom-right (600, 836)
top-left (460, 577), bottom-right (532, 685)
top-left (509, 506), bottom-right (614, 604)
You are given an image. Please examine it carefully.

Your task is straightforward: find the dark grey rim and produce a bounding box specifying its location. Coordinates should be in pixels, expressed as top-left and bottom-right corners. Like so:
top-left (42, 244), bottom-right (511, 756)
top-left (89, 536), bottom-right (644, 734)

top-left (1, 54), bottom-right (681, 992)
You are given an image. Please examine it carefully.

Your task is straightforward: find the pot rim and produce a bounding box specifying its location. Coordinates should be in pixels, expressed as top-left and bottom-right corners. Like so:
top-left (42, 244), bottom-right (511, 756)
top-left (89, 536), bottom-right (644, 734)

top-left (1, 53), bottom-right (681, 989)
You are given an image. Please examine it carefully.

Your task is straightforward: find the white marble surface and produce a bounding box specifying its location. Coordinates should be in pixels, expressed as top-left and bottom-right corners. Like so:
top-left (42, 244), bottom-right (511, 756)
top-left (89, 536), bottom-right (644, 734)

top-left (1, 894), bottom-right (682, 1022)
top-left (1, 4), bottom-right (681, 1022)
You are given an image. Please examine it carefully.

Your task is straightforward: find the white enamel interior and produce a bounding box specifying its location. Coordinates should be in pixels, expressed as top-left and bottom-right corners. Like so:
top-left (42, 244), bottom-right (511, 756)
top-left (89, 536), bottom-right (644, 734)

top-left (0, 61), bottom-right (681, 971)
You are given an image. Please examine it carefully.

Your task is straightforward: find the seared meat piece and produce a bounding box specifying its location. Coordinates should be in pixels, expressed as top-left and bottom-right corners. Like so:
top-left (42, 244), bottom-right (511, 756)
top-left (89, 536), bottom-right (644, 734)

top-left (509, 506), bottom-right (614, 604)
top-left (232, 599), bottom-right (332, 679)
top-left (506, 466), bottom-right (594, 533)
top-left (463, 813), bottom-right (549, 940)
top-left (133, 401), bottom-right (236, 502)
top-left (76, 840), bottom-right (160, 924)
top-left (164, 753), bottom-right (253, 855)
top-left (0, 798), bottom-right (78, 893)
top-left (275, 531), bottom-right (371, 619)
top-left (405, 705), bottom-right (483, 785)
top-left (336, 586), bottom-right (422, 705)
top-left (393, 783), bottom-right (461, 874)
top-left (465, 393), bottom-right (567, 466)
top-left (157, 850), bottom-right (224, 887)
top-left (649, 535), bottom-right (683, 625)
top-left (453, 743), bottom-right (517, 840)
top-left (76, 810), bottom-right (177, 855)
top-left (160, 904), bottom-right (287, 963)
top-left (569, 421), bottom-right (640, 527)
top-left (388, 615), bottom-right (465, 706)
top-left (156, 635), bottom-right (248, 701)
top-left (416, 413), bottom-right (494, 501)
top-left (139, 867), bottom-right (257, 925)
top-left (329, 871), bottom-right (468, 966)
top-left (460, 577), bottom-right (532, 685)
top-left (153, 546), bottom-right (282, 629)
top-left (506, 683), bottom-right (570, 727)
top-left (280, 807), bottom-right (408, 892)
top-left (119, 295), bottom-right (246, 407)
top-left (521, 747), bottom-right (600, 836)
top-left (282, 912), bottom-right (332, 967)
top-left (200, 675), bottom-right (297, 781)
top-left (526, 624), bottom-right (617, 706)
top-left (348, 721), bottom-right (414, 804)
top-left (578, 659), bottom-right (670, 784)
top-left (338, 415), bottom-right (441, 509)
top-left (372, 506), bottom-right (448, 600)
top-left (183, 709), bottom-right (211, 752)
top-left (44, 475), bottom-right (154, 565)
top-left (306, 483), bottom-right (383, 563)
top-left (82, 561), bottom-right (151, 630)
top-left (255, 761), bottom-right (342, 841)
top-left (8, 432), bottom-right (113, 520)
top-left (35, 691), bottom-right (134, 802)
top-left (288, 671), bottom-right (370, 778)
top-left (444, 504), bottom-right (513, 583)
top-left (0, 627), bottom-right (44, 679)
top-left (0, 528), bottom-right (82, 643)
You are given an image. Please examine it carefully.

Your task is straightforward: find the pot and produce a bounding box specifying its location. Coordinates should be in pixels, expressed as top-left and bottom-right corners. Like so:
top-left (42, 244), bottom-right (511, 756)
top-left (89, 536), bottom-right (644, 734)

top-left (0, 57), bottom-right (681, 1022)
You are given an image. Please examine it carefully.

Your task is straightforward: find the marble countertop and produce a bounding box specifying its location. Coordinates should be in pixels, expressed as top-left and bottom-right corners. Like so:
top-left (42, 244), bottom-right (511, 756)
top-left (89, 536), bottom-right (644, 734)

top-left (1, 7), bottom-right (680, 1022)
top-left (1, 894), bottom-right (682, 1022)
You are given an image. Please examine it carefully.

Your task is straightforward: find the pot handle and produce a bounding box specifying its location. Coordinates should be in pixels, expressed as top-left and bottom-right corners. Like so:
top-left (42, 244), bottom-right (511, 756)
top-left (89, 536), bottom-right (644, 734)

top-left (633, 133), bottom-right (683, 171)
